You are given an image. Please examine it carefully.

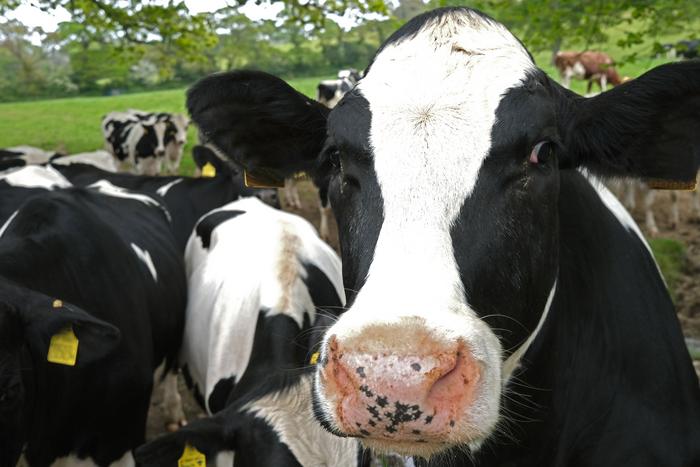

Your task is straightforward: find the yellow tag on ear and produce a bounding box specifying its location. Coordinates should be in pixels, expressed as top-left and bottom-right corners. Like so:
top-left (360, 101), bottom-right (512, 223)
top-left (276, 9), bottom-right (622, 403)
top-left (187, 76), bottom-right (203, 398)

top-left (47, 326), bottom-right (79, 366)
top-left (201, 162), bottom-right (216, 178)
top-left (244, 169), bottom-right (285, 188)
top-left (52, 299), bottom-right (63, 308)
top-left (310, 351), bottom-right (320, 365)
top-left (646, 178), bottom-right (697, 191)
top-left (292, 171), bottom-right (309, 181)
top-left (178, 444), bottom-right (206, 467)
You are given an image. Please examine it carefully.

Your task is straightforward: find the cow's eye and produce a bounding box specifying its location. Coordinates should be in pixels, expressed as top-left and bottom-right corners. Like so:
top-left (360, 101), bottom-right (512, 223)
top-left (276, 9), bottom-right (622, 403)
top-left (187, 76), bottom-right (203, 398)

top-left (529, 141), bottom-right (554, 165)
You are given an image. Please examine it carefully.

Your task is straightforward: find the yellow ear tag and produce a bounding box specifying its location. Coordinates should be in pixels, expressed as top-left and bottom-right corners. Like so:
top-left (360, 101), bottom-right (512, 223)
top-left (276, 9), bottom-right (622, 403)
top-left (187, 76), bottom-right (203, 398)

top-left (178, 444), bottom-right (206, 467)
top-left (243, 169), bottom-right (285, 188)
top-left (52, 299), bottom-right (63, 308)
top-left (47, 326), bottom-right (79, 366)
top-left (310, 351), bottom-right (320, 365)
top-left (646, 178), bottom-right (697, 191)
top-left (201, 162), bottom-right (216, 178)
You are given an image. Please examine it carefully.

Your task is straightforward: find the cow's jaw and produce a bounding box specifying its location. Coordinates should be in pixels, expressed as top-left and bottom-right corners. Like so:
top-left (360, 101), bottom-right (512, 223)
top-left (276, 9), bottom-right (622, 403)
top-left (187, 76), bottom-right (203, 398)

top-left (313, 8), bottom-right (540, 457)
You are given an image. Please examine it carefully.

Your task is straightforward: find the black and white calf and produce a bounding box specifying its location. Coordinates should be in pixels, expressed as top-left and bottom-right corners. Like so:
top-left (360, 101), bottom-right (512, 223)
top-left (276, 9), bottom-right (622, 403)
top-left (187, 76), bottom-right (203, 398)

top-left (102, 111), bottom-right (170, 175)
top-left (128, 110), bottom-right (190, 175)
top-left (317, 69), bottom-right (363, 108)
top-left (0, 182), bottom-right (186, 466)
top-left (53, 146), bottom-right (278, 251)
top-left (186, 7), bottom-right (700, 465)
top-left (135, 197), bottom-right (363, 467)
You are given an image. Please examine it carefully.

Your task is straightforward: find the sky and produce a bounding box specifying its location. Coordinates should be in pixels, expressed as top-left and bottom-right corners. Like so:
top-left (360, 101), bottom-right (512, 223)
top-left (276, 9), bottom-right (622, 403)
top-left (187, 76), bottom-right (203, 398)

top-left (2, 0), bottom-right (287, 34)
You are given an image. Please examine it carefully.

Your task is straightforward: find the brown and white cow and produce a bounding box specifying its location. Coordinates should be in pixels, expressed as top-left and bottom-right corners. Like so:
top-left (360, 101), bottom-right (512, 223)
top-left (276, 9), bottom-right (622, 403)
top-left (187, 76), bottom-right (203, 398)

top-left (185, 7), bottom-right (700, 465)
top-left (554, 50), bottom-right (626, 93)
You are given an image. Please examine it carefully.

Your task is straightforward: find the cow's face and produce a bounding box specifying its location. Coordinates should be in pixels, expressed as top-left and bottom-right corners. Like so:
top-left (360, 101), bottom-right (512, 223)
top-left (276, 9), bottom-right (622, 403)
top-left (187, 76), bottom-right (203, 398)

top-left (313, 9), bottom-right (559, 456)
top-left (186, 6), bottom-right (700, 458)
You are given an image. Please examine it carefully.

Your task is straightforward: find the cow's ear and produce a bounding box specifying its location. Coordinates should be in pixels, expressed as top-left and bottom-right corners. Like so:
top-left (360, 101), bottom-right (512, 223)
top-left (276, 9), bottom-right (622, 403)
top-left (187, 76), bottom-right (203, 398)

top-left (192, 145), bottom-right (234, 178)
top-left (15, 287), bottom-right (120, 367)
top-left (558, 61), bottom-right (700, 188)
top-left (134, 416), bottom-right (230, 467)
top-left (187, 70), bottom-right (330, 179)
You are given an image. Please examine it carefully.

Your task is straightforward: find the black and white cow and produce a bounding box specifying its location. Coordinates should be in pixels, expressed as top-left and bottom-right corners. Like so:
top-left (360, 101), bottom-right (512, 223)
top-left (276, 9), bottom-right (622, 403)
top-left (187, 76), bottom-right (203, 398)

top-left (317, 69), bottom-right (363, 109)
top-left (102, 111), bottom-right (170, 175)
top-left (663, 39), bottom-right (700, 60)
top-left (0, 146), bottom-right (64, 172)
top-left (135, 197), bottom-right (363, 466)
top-left (53, 146), bottom-right (278, 251)
top-left (185, 7), bottom-right (700, 465)
top-left (0, 182), bottom-right (186, 466)
top-left (128, 110), bottom-right (190, 175)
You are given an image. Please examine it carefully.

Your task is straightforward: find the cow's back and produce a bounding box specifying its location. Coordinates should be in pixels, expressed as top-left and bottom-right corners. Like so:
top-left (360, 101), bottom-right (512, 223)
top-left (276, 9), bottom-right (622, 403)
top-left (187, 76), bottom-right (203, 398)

top-left (182, 197), bottom-right (344, 412)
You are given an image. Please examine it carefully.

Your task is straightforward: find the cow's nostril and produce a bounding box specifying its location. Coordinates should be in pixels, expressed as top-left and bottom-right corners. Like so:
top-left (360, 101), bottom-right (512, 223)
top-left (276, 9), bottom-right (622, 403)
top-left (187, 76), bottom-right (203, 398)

top-left (320, 338), bottom-right (481, 443)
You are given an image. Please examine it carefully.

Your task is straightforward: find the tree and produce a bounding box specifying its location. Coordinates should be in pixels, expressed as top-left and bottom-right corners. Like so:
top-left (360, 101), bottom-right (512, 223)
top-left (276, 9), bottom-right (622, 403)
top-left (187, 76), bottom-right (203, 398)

top-left (433, 0), bottom-right (700, 64)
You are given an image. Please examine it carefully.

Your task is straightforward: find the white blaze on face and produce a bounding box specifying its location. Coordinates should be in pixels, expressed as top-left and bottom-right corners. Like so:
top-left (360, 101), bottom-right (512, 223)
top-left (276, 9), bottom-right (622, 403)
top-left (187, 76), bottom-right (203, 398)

top-left (322, 9), bottom-right (536, 440)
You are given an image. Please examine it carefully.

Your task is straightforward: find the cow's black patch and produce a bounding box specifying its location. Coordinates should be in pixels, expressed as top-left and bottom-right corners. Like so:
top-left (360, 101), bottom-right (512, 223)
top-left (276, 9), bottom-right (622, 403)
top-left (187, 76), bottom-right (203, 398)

top-left (208, 376), bottom-right (235, 414)
top-left (195, 210), bottom-right (245, 249)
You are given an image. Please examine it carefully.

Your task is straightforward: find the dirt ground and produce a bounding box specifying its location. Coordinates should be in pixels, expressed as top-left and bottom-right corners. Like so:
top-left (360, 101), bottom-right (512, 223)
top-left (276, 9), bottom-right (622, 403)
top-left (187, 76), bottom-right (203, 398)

top-left (146, 181), bottom-right (700, 441)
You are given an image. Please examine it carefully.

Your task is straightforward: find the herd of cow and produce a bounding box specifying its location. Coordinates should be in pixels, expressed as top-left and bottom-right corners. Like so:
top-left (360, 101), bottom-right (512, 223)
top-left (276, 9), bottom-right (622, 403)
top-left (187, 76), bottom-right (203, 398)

top-left (1, 6), bottom-right (700, 467)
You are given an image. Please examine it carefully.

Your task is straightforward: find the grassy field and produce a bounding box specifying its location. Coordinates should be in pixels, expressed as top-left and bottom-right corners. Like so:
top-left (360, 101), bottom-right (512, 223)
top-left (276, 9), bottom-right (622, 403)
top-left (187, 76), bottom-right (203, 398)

top-left (0, 75), bottom-right (328, 176)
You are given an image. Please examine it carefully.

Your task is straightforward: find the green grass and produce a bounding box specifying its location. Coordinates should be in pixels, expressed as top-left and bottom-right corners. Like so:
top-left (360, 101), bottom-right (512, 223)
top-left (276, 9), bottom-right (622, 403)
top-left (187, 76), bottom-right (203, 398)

top-left (649, 237), bottom-right (687, 300)
top-left (0, 75), bottom-right (331, 176)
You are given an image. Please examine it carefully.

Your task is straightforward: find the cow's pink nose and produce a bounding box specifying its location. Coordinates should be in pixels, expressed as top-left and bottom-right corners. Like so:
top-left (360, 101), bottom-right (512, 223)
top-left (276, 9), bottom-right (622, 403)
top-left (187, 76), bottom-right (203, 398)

top-left (319, 335), bottom-right (480, 442)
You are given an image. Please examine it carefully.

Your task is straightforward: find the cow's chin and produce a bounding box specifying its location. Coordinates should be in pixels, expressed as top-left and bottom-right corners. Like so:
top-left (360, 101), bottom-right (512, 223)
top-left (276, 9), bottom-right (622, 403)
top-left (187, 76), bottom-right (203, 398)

top-left (357, 426), bottom-right (493, 459)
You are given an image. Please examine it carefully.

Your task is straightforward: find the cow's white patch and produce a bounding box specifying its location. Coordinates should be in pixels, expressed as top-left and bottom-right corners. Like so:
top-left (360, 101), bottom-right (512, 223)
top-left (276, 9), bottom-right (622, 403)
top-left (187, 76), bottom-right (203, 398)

top-left (88, 180), bottom-right (171, 222)
top-left (502, 280), bottom-right (557, 380)
top-left (214, 451), bottom-right (234, 467)
top-left (0, 210), bottom-right (18, 239)
top-left (52, 150), bottom-right (118, 172)
top-left (3, 145), bottom-right (56, 165)
top-left (0, 165), bottom-right (72, 189)
top-left (182, 197), bottom-right (344, 413)
top-left (321, 8), bottom-right (535, 443)
top-left (50, 450), bottom-right (134, 467)
top-left (156, 178), bottom-right (184, 197)
top-left (131, 243), bottom-right (158, 282)
top-left (245, 375), bottom-right (358, 467)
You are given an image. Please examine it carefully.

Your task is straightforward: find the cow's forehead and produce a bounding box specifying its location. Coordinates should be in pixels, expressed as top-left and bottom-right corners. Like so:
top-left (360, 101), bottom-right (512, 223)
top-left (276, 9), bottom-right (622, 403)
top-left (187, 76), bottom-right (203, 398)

top-left (336, 9), bottom-right (537, 318)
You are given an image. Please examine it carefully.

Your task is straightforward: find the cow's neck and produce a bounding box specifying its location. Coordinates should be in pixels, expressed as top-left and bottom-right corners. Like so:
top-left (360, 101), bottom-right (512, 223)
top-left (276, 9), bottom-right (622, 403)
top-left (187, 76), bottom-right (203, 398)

top-left (491, 171), bottom-right (700, 465)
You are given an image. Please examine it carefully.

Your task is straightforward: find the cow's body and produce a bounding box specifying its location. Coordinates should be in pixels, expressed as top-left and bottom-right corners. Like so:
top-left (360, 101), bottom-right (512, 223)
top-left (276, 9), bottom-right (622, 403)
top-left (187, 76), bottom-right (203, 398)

top-left (0, 165), bottom-right (72, 223)
top-left (184, 6), bottom-right (700, 464)
top-left (101, 111), bottom-right (170, 175)
top-left (53, 153), bottom-right (278, 251)
top-left (554, 50), bottom-right (624, 92)
top-left (51, 150), bottom-right (119, 172)
top-left (0, 146), bottom-right (63, 172)
top-left (135, 198), bottom-right (362, 466)
top-left (0, 184), bottom-right (186, 467)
